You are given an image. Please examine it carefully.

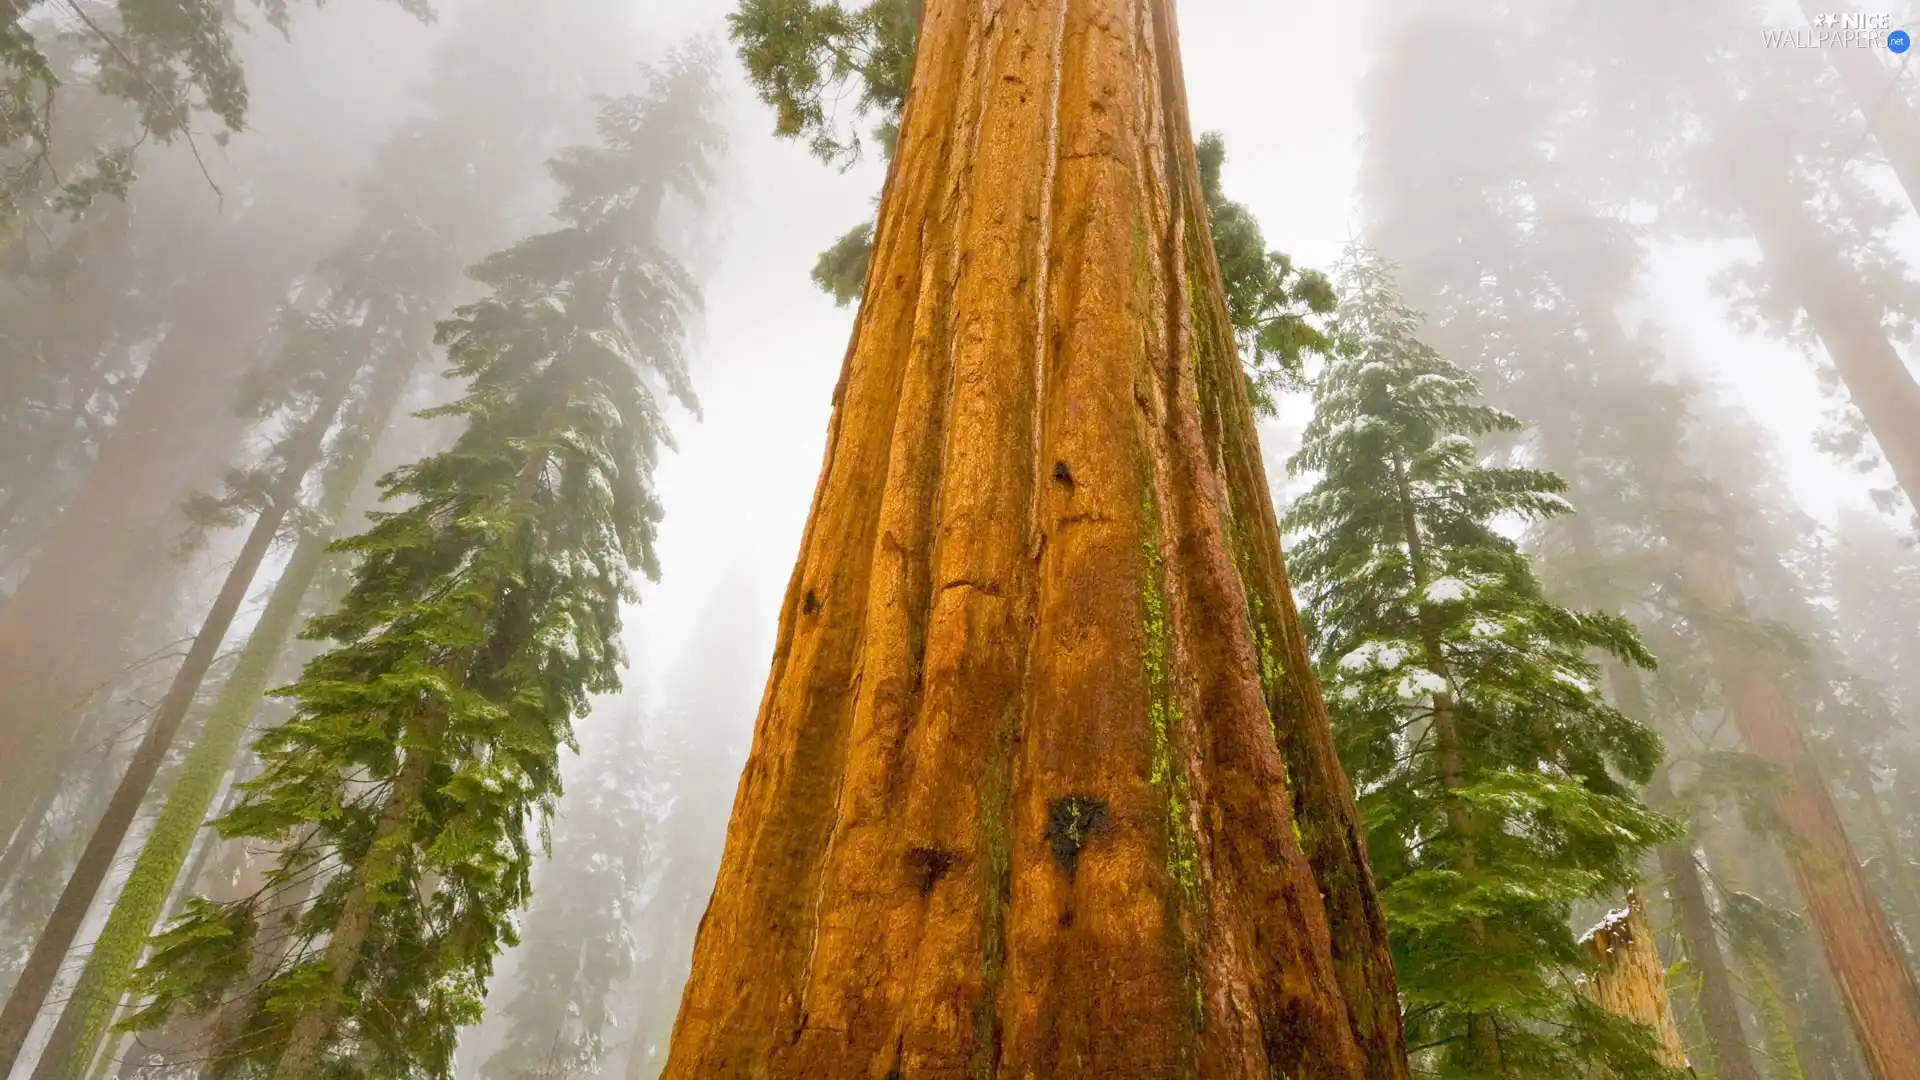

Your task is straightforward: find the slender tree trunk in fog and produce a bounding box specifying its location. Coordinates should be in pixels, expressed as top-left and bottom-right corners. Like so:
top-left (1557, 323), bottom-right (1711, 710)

top-left (1753, 958), bottom-right (1814, 1080)
top-left (109, 828), bottom-right (302, 1080)
top-left (1657, 836), bottom-right (1758, 1079)
top-left (1716, 124), bottom-right (1920, 517)
top-left (1679, 547), bottom-right (1920, 1080)
top-left (0, 360), bottom-right (358, 1077)
top-left (1791, 929), bottom-right (1876, 1080)
top-left (0, 763), bottom-right (64, 892)
top-left (1580, 891), bottom-right (1691, 1070)
top-left (29, 339), bottom-right (417, 1080)
top-left (1652, 804), bottom-right (1762, 1080)
top-left (0, 712), bottom-right (124, 900)
top-left (106, 777), bottom-right (267, 1080)
top-left (0, 237), bottom-right (307, 847)
top-left (1852, 774), bottom-right (1920, 965)
top-left (1610, 669), bottom-right (1763, 1080)
top-left (664, 2), bottom-right (1405, 1077)
top-left (82, 819), bottom-right (227, 1080)
top-left (1800, 0), bottom-right (1920, 216)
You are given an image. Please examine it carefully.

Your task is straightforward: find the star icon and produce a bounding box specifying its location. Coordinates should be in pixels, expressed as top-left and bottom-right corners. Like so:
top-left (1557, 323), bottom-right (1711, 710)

top-left (1816, 12), bottom-right (1837, 26)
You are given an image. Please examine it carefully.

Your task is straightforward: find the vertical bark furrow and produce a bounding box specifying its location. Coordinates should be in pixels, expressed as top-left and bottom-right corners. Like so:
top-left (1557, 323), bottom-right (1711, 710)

top-left (1128, 9), bottom-right (1362, 1073)
top-left (787, 42), bottom-right (989, 1062)
top-left (670, 2), bottom-right (981, 1069)
top-left (977, 5), bottom-right (1172, 1071)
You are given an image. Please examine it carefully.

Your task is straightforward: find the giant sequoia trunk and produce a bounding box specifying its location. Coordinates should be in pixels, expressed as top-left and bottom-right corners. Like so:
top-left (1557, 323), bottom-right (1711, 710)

top-left (1704, 823), bottom-right (1870, 1080)
top-left (1680, 549), bottom-right (1920, 1080)
top-left (663, 2), bottom-right (1406, 1077)
top-left (108, 826), bottom-right (294, 1079)
top-left (1714, 118), bottom-right (1920, 516)
top-left (1853, 779), bottom-right (1920, 965)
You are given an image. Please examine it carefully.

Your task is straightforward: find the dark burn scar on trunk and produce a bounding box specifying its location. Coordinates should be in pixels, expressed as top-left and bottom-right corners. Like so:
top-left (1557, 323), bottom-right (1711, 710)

top-left (1044, 795), bottom-right (1109, 880)
top-left (802, 589), bottom-right (821, 615)
top-left (905, 846), bottom-right (957, 894)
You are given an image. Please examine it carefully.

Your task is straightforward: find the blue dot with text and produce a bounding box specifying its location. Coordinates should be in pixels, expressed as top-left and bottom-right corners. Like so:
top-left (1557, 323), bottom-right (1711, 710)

top-left (1892, 29), bottom-right (1912, 53)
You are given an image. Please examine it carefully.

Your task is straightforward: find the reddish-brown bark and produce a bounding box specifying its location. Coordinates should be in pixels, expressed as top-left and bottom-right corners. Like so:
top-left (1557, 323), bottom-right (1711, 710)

top-left (1681, 550), bottom-right (1920, 1080)
top-left (1703, 820), bottom-right (1870, 1080)
top-left (663, 2), bottom-right (1405, 1077)
top-left (1855, 780), bottom-right (1920, 965)
top-left (1228, 476), bottom-right (1407, 1080)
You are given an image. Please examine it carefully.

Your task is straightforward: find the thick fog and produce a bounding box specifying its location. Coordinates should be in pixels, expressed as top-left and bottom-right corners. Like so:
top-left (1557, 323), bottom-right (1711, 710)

top-left (2, 0), bottom-right (1917, 1077)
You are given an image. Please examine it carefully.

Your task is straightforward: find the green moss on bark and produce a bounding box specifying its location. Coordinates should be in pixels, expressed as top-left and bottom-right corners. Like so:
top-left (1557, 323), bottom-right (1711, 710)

top-left (57, 536), bottom-right (322, 1080)
top-left (970, 699), bottom-right (1015, 1079)
top-left (53, 347), bottom-right (413, 1079)
top-left (1138, 489), bottom-right (1200, 903)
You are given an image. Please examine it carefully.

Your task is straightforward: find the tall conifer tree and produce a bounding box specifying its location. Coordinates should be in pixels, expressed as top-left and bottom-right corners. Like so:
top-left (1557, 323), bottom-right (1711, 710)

top-left (10, 5), bottom-right (655, 1073)
top-left (1285, 249), bottom-right (1681, 1079)
top-left (116, 48), bottom-right (722, 1078)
